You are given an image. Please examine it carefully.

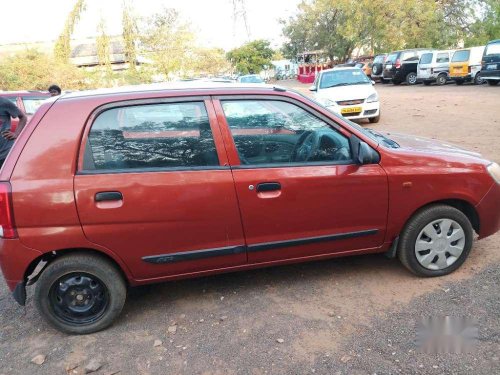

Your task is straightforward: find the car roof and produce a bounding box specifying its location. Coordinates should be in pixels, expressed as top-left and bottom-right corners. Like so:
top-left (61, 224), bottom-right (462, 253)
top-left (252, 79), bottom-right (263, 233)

top-left (323, 67), bottom-right (362, 72)
top-left (0, 91), bottom-right (49, 97)
top-left (60, 82), bottom-right (283, 100)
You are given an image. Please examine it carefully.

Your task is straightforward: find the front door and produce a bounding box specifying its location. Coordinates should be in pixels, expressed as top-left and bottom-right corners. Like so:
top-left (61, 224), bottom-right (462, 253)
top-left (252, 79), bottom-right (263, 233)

top-left (74, 98), bottom-right (246, 280)
top-left (213, 97), bottom-right (388, 264)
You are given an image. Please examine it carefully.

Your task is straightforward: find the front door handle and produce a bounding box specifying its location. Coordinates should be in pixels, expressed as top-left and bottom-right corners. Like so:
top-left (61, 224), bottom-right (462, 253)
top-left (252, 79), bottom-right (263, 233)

top-left (95, 191), bottom-right (123, 202)
top-left (256, 182), bottom-right (281, 192)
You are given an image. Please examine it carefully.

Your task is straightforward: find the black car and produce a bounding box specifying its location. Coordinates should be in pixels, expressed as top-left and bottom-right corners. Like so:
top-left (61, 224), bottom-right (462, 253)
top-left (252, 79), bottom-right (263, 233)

top-left (382, 49), bottom-right (433, 85)
top-left (371, 54), bottom-right (387, 82)
top-left (481, 39), bottom-right (500, 86)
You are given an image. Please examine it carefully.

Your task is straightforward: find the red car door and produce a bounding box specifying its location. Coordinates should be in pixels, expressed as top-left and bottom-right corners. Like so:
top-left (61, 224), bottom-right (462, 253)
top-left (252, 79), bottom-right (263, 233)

top-left (74, 98), bottom-right (246, 281)
top-left (213, 96), bottom-right (388, 264)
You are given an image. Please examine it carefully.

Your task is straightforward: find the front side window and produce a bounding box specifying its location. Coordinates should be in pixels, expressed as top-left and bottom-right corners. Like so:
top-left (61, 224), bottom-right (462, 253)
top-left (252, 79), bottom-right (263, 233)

top-left (221, 100), bottom-right (351, 165)
top-left (84, 101), bottom-right (219, 170)
top-left (436, 53), bottom-right (450, 63)
top-left (452, 50), bottom-right (470, 62)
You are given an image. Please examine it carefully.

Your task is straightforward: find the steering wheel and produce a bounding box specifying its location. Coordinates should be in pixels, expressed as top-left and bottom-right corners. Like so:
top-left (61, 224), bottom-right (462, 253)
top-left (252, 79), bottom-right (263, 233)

top-left (291, 131), bottom-right (321, 162)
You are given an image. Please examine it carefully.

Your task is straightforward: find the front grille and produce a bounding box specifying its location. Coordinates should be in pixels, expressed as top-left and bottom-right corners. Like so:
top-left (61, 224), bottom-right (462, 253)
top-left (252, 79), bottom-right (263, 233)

top-left (337, 99), bottom-right (364, 106)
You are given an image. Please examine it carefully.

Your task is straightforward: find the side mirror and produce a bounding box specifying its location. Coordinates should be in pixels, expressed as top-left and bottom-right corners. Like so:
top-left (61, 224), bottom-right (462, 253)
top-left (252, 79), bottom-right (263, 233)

top-left (357, 141), bottom-right (378, 164)
top-left (309, 85), bottom-right (317, 92)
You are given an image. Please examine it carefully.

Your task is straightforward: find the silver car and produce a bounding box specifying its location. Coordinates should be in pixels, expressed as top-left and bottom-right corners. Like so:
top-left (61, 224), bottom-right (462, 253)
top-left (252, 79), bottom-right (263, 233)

top-left (417, 50), bottom-right (455, 86)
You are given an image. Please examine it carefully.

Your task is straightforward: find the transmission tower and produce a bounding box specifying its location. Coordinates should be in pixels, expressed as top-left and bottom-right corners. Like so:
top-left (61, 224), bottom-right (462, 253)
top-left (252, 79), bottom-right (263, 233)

top-left (232, 0), bottom-right (251, 42)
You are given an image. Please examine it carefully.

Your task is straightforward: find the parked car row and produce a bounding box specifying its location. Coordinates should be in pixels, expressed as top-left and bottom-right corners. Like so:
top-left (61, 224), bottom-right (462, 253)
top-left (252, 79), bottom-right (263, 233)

top-left (370, 39), bottom-right (500, 87)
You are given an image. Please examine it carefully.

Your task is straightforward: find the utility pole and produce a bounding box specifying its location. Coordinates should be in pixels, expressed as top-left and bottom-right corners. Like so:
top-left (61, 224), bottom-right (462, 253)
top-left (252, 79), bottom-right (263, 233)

top-left (232, 0), bottom-right (251, 43)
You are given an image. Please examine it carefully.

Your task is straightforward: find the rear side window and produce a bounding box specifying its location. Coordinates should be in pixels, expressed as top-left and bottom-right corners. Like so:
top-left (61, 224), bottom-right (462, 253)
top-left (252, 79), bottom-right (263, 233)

top-left (402, 51), bottom-right (418, 61)
top-left (221, 100), bottom-right (351, 165)
top-left (373, 55), bottom-right (385, 64)
top-left (420, 53), bottom-right (433, 64)
top-left (436, 53), bottom-right (450, 63)
top-left (386, 53), bottom-right (398, 63)
top-left (83, 102), bottom-right (219, 171)
top-left (452, 50), bottom-right (470, 62)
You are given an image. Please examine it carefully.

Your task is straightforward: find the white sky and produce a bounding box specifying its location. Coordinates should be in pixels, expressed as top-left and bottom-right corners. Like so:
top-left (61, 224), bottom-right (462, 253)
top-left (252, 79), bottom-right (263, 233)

top-left (1, 0), bottom-right (300, 50)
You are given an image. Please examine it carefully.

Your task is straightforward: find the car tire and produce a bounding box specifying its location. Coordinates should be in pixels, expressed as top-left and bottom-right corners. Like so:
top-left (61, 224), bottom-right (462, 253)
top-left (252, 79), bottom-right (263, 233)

top-left (398, 205), bottom-right (473, 277)
top-left (406, 72), bottom-right (418, 85)
top-left (369, 113), bottom-right (380, 123)
top-left (35, 253), bottom-right (127, 334)
top-left (436, 74), bottom-right (447, 86)
top-left (455, 79), bottom-right (464, 85)
top-left (487, 80), bottom-right (499, 86)
top-left (423, 80), bottom-right (432, 86)
top-left (474, 73), bottom-right (484, 85)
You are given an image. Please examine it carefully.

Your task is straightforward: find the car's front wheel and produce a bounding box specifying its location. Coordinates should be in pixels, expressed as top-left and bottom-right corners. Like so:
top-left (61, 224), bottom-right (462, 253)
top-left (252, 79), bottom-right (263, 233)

top-left (398, 205), bottom-right (473, 277)
top-left (35, 253), bottom-right (127, 334)
top-left (406, 72), bottom-right (418, 85)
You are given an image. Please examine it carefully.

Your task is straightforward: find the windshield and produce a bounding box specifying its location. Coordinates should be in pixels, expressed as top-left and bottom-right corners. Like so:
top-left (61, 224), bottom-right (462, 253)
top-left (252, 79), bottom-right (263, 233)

top-left (452, 50), bottom-right (470, 62)
top-left (420, 53), bottom-right (433, 64)
top-left (22, 97), bottom-right (47, 115)
top-left (239, 75), bottom-right (264, 83)
top-left (485, 42), bottom-right (500, 56)
top-left (319, 69), bottom-right (370, 89)
top-left (386, 53), bottom-right (398, 63)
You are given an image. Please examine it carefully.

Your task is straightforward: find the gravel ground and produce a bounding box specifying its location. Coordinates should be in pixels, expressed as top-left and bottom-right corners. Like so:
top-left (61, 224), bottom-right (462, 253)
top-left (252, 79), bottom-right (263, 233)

top-left (0, 81), bottom-right (499, 375)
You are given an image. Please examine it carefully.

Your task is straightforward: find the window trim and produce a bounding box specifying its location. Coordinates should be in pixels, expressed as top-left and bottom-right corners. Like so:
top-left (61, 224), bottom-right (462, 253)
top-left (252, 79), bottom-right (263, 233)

top-left (213, 95), bottom-right (355, 168)
top-left (77, 96), bottom-right (227, 174)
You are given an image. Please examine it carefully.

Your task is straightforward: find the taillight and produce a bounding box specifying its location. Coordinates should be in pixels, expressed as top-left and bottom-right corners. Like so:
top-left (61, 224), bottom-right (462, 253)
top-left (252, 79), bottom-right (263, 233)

top-left (0, 182), bottom-right (16, 239)
top-left (395, 59), bottom-right (401, 69)
top-left (468, 66), bottom-right (472, 73)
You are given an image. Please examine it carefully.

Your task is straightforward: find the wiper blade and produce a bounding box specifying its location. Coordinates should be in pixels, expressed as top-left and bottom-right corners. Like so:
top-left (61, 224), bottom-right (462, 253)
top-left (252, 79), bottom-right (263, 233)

top-left (366, 128), bottom-right (400, 148)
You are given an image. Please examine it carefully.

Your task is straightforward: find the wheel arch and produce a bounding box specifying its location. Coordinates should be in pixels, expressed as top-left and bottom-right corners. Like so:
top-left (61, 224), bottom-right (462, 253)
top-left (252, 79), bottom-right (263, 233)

top-left (24, 248), bottom-right (131, 288)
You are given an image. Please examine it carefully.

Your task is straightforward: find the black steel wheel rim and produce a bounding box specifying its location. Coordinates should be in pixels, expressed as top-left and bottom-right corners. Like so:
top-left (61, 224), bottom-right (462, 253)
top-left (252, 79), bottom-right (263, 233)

top-left (49, 272), bottom-right (109, 325)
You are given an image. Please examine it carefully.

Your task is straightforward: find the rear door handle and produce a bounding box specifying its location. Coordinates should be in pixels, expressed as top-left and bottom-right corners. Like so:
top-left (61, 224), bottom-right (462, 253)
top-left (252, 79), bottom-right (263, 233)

top-left (95, 191), bottom-right (123, 202)
top-left (256, 182), bottom-right (281, 192)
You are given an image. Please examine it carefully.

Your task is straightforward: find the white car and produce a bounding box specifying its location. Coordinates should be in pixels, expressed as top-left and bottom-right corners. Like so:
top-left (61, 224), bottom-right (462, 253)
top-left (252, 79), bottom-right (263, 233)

top-left (310, 67), bottom-right (380, 123)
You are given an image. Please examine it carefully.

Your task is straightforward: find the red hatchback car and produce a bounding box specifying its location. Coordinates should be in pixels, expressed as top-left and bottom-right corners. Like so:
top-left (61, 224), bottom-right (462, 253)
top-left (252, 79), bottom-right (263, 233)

top-left (0, 83), bottom-right (499, 334)
top-left (0, 91), bottom-right (50, 130)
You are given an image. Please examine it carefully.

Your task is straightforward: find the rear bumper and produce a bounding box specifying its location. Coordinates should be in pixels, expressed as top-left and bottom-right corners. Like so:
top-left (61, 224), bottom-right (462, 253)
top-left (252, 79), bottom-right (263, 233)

top-left (481, 70), bottom-right (500, 80)
top-left (0, 238), bottom-right (42, 291)
top-left (476, 182), bottom-right (500, 239)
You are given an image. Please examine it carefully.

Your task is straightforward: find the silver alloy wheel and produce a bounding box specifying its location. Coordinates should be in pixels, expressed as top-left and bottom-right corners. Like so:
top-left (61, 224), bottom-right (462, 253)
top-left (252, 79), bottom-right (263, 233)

top-left (414, 218), bottom-right (466, 270)
top-left (408, 73), bottom-right (417, 85)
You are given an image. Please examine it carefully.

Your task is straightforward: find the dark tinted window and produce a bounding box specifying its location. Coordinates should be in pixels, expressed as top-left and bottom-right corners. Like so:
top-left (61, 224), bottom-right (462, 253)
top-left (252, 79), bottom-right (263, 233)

top-left (221, 100), bottom-right (351, 165)
top-left (402, 51), bottom-right (418, 61)
top-left (84, 102), bottom-right (219, 170)
top-left (436, 53), bottom-right (450, 63)
top-left (420, 53), bottom-right (433, 64)
top-left (386, 53), bottom-right (398, 63)
top-left (452, 50), bottom-right (470, 62)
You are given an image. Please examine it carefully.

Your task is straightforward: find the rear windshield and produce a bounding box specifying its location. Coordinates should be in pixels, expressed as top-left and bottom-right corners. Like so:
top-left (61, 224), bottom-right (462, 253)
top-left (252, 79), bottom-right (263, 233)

top-left (419, 53), bottom-right (433, 64)
top-left (452, 50), bottom-right (470, 62)
top-left (485, 42), bottom-right (500, 56)
top-left (373, 55), bottom-right (385, 63)
top-left (386, 53), bottom-right (398, 63)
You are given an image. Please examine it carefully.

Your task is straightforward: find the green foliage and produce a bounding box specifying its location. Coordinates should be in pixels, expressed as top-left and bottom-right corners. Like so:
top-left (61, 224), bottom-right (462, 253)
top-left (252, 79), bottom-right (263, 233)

top-left (54, 0), bottom-right (86, 62)
top-left (122, 0), bottom-right (138, 72)
top-left (227, 40), bottom-right (274, 74)
top-left (282, 0), bottom-right (497, 61)
top-left (0, 49), bottom-right (89, 91)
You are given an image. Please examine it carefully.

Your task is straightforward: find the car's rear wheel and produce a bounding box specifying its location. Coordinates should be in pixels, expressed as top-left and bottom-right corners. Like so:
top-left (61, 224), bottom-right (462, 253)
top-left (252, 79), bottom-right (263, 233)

top-left (474, 73), bottom-right (484, 85)
top-left (398, 205), bottom-right (473, 277)
top-left (406, 72), bottom-right (418, 85)
top-left (436, 74), bottom-right (447, 86)
top-left (35, 253), bottom-right (126, 334)
top-left (487, 80), bottom-right (499, 86)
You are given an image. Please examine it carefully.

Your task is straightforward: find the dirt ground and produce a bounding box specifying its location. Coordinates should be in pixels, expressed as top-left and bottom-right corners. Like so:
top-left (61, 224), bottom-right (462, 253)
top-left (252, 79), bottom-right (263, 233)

top-left (0, 82), bottom-right (499, 375)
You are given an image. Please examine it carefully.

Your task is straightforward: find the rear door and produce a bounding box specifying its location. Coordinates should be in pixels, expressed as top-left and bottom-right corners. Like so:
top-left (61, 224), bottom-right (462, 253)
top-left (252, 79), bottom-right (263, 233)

top-left (74, 97), bottom-right (246, 281)
top-left (213, 96), bottom-right (388, 264)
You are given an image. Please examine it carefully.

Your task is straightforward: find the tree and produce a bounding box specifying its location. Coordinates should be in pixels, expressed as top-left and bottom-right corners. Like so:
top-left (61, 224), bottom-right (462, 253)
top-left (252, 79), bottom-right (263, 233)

top-left (465, 0), bottom-right (500, 46)
top-left (96, 18), bottom-right (114, 86)
top-left (227, 40), bottom-right (274, 74)
top-left (139, 8), bottom-right (195, 80)
top-left (54, 0), bottom-right (86, 62)
top-left (189, 48), bottom-right (231, 76)
top-left (122, 0), bottom-right (138, 72)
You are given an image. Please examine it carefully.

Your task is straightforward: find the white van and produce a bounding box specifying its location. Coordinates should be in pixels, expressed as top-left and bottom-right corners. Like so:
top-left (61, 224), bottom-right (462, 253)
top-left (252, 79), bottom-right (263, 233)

top-left (417, 50), bottom-right (455, 86)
